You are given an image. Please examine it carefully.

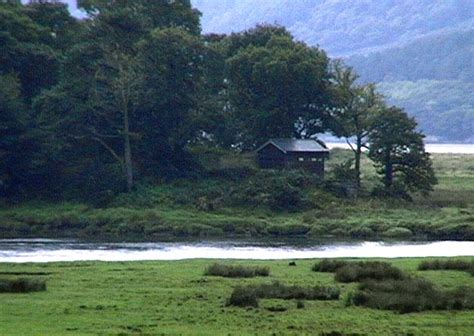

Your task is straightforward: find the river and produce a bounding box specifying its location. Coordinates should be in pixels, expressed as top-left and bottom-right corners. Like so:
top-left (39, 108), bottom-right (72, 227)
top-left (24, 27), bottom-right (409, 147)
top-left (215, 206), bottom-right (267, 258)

top-left (326, 143), bottom-right (474, 154)
top-left (1, 239), bottom-right (474, 263)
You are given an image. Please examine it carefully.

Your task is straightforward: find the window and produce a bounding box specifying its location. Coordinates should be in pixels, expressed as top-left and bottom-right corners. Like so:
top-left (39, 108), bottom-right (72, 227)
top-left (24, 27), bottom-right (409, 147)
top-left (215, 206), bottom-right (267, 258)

top-left (311, 158), bottom-right (317, 162)
top-left (298, 157), bottom-right (304, 161)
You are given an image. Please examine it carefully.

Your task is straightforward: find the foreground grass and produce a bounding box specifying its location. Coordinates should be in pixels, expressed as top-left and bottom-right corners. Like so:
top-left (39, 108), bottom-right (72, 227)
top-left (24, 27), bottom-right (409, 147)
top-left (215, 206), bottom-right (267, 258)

top-left (0, 258), bottom-right (473, 335)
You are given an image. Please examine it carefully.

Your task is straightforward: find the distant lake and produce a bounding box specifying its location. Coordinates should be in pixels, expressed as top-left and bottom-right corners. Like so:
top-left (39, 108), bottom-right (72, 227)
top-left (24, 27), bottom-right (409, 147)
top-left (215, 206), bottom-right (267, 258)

top-left (1, 239), bottom-right (473, 263)
top-left (326, 143), bottom-right (474, 154)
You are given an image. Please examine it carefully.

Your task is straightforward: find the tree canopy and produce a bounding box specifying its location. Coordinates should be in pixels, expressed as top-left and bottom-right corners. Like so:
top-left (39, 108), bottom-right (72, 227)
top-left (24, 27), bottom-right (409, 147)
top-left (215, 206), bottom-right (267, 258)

top-left (368, 107), bottom-right (437, 197)
top-left (0, 1), bottom-right (437, 201)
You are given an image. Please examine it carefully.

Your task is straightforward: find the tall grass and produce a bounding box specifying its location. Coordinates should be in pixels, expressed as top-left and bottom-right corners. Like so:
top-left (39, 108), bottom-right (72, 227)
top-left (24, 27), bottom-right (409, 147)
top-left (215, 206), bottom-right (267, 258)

top-left (204, 263), bottom-right (270, 278)
top-left (351, 278), bottom-right (474, 313)
top-left (227, 281), bottom-right (340, 307)
top-left (313, 260), bottom-right (406, 283)
top-left (418, 259), bottom-right (474, 276)
top-left (312, 259), bottom-right (350, 272)
top-left (0, 278), bottom-right (46, 293)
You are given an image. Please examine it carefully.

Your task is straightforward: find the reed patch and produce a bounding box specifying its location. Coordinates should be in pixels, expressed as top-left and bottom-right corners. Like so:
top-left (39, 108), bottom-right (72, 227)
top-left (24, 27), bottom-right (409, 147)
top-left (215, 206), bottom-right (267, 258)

top-left (227, 281), bottom-right (340, 307)
top-left (204, 263), bottom-right (270, 278)
top-left (0, 278), bottom-right (46, 293)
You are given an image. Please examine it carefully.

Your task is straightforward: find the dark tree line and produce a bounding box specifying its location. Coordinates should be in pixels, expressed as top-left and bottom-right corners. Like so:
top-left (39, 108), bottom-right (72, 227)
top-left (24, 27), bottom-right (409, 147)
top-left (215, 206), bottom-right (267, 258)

top-left (0, 1), bottom-right (436, 201)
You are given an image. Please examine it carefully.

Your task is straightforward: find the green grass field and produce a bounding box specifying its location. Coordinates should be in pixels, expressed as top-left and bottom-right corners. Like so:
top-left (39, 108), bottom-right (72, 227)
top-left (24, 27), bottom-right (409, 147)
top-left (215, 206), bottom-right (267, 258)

top-left (0, 258), bottom-right (473, 335)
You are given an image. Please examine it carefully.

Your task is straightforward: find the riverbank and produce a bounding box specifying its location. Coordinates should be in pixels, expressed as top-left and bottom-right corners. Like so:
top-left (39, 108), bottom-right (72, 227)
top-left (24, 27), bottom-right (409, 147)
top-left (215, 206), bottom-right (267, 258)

top-left (1, 258), bottom-right (473, 335)
top-left (1, 151), bottom-right (473, 241)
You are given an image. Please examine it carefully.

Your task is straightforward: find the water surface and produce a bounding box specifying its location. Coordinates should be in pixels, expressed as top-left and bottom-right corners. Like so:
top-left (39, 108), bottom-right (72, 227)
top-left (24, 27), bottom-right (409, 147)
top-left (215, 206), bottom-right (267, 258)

top-left (1, 239), bottom-right (473, 263)
top-left (326, 143), bottom-right (474, 154)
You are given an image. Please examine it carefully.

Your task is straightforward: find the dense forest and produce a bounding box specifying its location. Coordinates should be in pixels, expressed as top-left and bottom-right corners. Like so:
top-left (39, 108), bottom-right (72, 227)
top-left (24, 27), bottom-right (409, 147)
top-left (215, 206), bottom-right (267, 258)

top-left (1, 0), bottom-right (436, 202)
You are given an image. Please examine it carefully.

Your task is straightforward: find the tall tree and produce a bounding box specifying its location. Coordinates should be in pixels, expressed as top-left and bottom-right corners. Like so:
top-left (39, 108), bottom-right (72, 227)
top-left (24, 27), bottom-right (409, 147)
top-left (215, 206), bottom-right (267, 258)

top-left (226, 28), bottom-right (332, 149)
top-left (368, 106), bottom-right (437, 197)
top-left (135, 27), bottom-right (205, 175)
top-left (35, 0), bottom-right (204, 192)
top-left (0, 2), bottom-right (60, 101)
top-left (330, 62), bottom-right (383, 190)
top-left (25, 0), bottom-right (80, 51)
top-left (78, 0), bottom-right (201, 35)
top-left (0, 75), bottom-right (29, 197)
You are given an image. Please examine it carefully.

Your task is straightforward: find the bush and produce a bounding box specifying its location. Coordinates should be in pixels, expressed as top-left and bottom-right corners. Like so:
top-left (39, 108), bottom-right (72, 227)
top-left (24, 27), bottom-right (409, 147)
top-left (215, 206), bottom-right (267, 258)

top-left (382, 227), bottom-right (413, 239)
top-left (334, 262), bottom-right (405, 283)
top-left (204, 263), bottom-right (270, 278)
top-left (296, 300), bottom-right (305, 309)
top-left (0, 278), bottom-right (46, 293)
top-left (227, 286), bottom-right (259, 307)
top-left (418, 259), bottom-right (474, 274)
top-left (267, 223), bottom-right (311, 236)
top-left (432, 223), bottom-right (474, 240)
top-left (228, 170), bottom-right (314, 211)
top-left (312, 259), bottom-right (350, 272)
top-left (351, 278), bottom-right (474, 313)
top-left (349, 226), bottom-right (375, 239)
top-left (227, 281), bottom-right (340, 308)
top-left (252, 281), bottom-right (340, 301)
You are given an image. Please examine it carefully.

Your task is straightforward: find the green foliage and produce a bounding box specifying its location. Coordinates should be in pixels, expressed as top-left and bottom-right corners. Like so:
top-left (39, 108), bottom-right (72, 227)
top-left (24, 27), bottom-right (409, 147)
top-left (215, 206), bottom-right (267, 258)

top-left (369, 107), bottom-right (437, 197)
top-left (229, 169), bottom-right (316, 211)
top-left (0, 277), bottom-right (46, 293)
top-left (204, 263), bottom-right (270, 278)
top-left (225, 25), bottom-right (332, 148)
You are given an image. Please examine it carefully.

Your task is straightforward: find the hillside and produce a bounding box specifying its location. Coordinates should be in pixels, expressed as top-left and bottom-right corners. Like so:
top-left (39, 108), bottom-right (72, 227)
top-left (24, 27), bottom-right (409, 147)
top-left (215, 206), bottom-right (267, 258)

top-left (191, 0), bottom-right (474, 142)
top-left (192, 0), bottom-right (473, 57)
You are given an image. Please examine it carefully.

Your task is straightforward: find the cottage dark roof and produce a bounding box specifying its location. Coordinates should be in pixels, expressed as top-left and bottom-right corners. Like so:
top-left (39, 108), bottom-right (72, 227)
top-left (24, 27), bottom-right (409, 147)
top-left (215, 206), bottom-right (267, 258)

top-left (257, 138), bottom-right (329, 153)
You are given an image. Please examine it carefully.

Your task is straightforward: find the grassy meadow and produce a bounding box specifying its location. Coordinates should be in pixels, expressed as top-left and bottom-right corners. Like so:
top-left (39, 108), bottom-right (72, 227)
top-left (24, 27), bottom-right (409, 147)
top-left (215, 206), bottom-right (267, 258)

top-left (1, 150), bottom-right (473, 241)
top-left (0, 258), bottom-right (474, 335)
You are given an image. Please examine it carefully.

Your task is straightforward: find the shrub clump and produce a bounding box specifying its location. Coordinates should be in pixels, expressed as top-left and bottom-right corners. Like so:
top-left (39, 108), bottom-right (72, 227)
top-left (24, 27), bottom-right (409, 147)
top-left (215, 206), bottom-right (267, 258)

top-left (0, 278), bottom-right (46, 293)
top-left (227, 281), bottom-right (340, 307)
top-left (382, 227), bottom-right (413, 239)
top-left (334, 261), bottom-right (405, 283)
top-left (351, 278), bottom-right (474, 313)
top-left (204, 263), bottom-right (270, 278)
top-left (312, 259), bottom-right (350, 272)
top-left (227, 285), bottom-right (259, 307)
top-left (252, 281), bottom-right (340, 301)
top-left (418, 259), bottom-right (474, 274)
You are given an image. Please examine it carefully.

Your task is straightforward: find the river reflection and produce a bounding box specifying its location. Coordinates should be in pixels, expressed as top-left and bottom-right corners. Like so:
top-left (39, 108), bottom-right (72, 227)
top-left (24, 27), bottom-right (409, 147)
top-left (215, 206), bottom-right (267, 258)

top-left (1, 239), bottom-right (474, 263)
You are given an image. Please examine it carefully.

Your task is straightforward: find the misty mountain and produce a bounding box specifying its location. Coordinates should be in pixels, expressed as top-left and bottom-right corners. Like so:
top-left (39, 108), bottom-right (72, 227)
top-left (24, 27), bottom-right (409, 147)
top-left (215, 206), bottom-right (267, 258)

top-left (192, 0), bottom-right (473, 57)
top-left (192, 0), bottom-right (474, 142)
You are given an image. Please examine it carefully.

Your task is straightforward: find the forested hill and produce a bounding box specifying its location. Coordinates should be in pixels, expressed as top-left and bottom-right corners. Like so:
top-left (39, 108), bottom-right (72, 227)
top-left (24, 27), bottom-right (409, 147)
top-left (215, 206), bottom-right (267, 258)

top-left (192, 0), bottom-right (473, 57)
top-left (192, 0), bottom-right (474, 142)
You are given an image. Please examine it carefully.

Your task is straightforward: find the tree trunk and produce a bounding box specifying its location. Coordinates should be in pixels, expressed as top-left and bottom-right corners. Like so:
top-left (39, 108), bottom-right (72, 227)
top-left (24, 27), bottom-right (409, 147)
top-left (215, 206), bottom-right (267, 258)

top-left (384, 149), bottom-right (393, 189)
top-left (354, 135), bottom-right (362, 190)
top-left (123, 106), bottom-right (133, 193)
